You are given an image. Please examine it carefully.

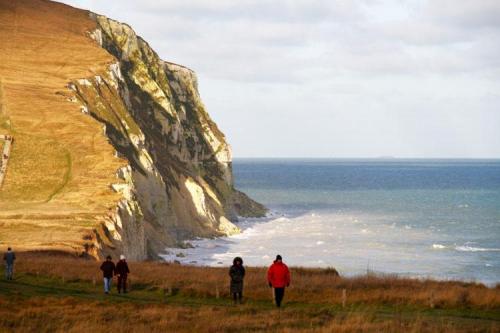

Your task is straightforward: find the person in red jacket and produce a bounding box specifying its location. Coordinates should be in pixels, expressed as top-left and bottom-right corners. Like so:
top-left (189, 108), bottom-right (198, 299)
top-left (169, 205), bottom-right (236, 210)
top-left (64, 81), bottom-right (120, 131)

top-left (267, 254), bottom-right (290, 307)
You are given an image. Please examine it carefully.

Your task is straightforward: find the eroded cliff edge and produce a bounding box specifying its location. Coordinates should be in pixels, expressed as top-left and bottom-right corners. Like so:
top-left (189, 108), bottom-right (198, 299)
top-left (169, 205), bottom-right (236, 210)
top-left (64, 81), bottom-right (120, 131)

top-left (69, 14), bottom-right (266, 259)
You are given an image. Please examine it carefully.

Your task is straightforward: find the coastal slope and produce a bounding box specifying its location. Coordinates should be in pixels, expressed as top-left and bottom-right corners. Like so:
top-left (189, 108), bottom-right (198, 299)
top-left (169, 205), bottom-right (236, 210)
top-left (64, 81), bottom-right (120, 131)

top-left (0, 0), bottom-right (266, 259)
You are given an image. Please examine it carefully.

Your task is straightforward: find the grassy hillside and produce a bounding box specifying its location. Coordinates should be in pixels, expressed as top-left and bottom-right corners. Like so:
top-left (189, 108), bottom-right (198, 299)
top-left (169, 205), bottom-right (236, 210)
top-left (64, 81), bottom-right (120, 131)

top-left (0, 0), bottom-right (266, 259)
top-left (0, 253), bottom-right (498, 332)
top-left (0, 0), bottom-right (126, 253)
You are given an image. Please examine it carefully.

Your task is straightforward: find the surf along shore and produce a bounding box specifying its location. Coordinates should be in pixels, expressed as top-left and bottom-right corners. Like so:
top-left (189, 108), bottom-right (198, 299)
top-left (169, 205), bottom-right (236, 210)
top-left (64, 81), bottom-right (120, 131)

top-left (0, 252), bottom-right (498, 332)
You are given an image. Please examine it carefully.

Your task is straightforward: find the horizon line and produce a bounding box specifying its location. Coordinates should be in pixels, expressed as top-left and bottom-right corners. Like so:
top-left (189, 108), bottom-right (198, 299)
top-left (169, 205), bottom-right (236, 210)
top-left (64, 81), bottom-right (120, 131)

top-left (232, 156), bottom-right (500, 160)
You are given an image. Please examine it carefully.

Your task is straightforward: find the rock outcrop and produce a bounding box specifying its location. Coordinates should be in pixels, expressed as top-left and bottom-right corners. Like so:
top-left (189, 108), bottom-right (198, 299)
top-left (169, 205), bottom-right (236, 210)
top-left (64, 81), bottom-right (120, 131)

top-left (69, 14), bottom-right (266, 259)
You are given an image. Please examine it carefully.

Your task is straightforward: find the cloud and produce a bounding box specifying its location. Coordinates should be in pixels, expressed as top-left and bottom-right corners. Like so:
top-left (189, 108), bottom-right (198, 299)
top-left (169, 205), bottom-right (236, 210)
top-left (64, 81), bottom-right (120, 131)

top-left (58, 0), bottom-right (500, 157)
top-left (65, 0), bottom-right (500, 82)
top-left (423, 0), bottom-right (500, 30)
top-left (132, 0), bottom-right (366, 23)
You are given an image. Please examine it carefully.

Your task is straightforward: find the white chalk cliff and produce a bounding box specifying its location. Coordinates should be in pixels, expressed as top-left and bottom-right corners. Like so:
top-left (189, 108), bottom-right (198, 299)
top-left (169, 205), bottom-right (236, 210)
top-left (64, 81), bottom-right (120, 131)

top-left (71, 14), bottom-right (266, 259)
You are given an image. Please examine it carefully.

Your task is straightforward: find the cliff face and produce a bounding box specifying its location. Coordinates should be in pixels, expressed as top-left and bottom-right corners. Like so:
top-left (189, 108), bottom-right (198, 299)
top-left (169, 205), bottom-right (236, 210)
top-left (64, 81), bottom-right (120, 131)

top-left (0, 0), bottom-right (265, 260)
top-left (69, 14), bottom-right (266, 259)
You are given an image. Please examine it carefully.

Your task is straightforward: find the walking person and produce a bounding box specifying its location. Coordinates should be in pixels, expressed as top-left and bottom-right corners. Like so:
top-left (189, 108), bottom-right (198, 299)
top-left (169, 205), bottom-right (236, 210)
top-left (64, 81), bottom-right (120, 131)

top-left (229, 256), bottom-right (245, 304)
top-left (3, 247), bottom-right (16, 280)
top-left (267, 255), bottom-right (291, 308)
top-left (100, 255), bottom-right (115, 294)
top-left (115, 255), bottom-right (130, 294)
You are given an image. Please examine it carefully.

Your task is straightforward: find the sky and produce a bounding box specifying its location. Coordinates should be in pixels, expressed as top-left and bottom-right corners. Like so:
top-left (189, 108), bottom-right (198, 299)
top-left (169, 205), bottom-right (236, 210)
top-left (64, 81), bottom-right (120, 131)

top-left (59, 0), bottom-right (500, 158)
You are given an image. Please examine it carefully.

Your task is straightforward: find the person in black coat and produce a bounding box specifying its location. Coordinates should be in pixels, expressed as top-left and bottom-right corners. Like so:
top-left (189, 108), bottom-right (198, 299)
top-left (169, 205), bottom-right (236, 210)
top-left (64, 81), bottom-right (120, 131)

top-left (3, 247), bottom-right (16, 280)
top-left (100, 255), bottom-right (115, 294)
top-left (115, 255), bottom-right (130, 294)
top-left (229, 257), bottom-right (245, 304)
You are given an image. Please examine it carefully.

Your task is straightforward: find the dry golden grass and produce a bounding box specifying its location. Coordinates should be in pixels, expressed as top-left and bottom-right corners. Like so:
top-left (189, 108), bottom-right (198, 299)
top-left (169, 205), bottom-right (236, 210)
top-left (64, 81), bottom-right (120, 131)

top-left (0, 0), bottom-right (125, 252)
top-left (15, 253), bottom-right (500, 310)
top-left (0, 297), bottom-right (496, 333)
top-left (0, 253), bottom-right (499, 332)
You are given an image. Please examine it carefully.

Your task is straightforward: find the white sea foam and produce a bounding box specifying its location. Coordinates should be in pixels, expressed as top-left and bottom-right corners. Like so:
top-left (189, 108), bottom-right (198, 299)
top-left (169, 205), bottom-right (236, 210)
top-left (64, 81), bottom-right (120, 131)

top-left (431, 243), bottom-right (500, 252)
top-left (455, 246), bottom-right (500, 252)
top-left (163, 212), bottom-right (427, 271)
top-left (160, 210), bottom-right (500, 284)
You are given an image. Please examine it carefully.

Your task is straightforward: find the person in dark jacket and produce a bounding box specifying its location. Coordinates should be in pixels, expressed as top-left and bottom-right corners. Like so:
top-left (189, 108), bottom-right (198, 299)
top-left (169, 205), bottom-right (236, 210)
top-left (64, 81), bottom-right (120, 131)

top-left (3, 247), bottom-right (16, 280)
top-left (100, 255), bottom-right (115, 294)
top-left (115, 255), bottom-right (130, 293)
top-left (267, 254), bottom-right (291, 307)
top-left (229, 257), bottom-right (245, 304)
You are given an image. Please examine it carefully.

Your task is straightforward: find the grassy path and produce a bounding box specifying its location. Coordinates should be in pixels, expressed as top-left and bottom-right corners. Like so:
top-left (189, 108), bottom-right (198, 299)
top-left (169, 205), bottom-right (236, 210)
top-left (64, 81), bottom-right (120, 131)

top-left (1, 271), bottom-right (498, 327)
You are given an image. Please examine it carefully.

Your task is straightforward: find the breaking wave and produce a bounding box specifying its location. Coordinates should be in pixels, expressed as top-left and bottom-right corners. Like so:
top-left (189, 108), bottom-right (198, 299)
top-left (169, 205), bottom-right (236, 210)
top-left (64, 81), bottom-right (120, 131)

top-left (455, 246), bottom-right (500, 252)
top-left (432, 244), bottom-right (500, 252)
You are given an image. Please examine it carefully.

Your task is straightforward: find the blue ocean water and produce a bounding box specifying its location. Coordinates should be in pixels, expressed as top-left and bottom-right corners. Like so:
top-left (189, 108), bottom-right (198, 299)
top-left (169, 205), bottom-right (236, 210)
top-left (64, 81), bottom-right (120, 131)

top-left (164, 159), bottom-right (500, 284)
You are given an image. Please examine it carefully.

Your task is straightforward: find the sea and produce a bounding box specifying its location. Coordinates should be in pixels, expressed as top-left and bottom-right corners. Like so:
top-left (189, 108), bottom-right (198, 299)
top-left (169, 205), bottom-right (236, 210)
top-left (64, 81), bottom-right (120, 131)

top-left (162, 159), bottom-right (500, 285)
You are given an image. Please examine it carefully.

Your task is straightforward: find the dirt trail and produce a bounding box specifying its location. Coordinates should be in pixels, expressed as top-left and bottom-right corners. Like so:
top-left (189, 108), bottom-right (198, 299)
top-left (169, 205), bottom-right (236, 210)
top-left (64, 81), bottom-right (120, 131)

top-left (0, 134), bottom-right (13, 187)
